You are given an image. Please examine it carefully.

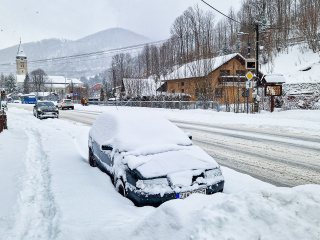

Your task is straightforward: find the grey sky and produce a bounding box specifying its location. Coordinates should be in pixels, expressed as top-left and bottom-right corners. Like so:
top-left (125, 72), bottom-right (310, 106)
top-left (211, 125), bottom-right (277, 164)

top-left (0, 0), bottom-right (240, 50)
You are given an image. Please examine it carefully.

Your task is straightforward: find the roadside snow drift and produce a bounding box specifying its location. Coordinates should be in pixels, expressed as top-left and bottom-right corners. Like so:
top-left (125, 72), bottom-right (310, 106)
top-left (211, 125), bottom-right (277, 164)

top-left (0, 107), bottom-right (319, 240)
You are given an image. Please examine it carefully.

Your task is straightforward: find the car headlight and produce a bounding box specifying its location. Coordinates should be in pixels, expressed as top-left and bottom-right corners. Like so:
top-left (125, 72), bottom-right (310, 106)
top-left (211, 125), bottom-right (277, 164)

top-left (136, 178), bottom-right (169, 190)
top-left (56, 108), bottom-right (59, 111)
top-left (205, 168), bottom-right (222, 179)
top-left (38, 108), bottom-right (42, 111)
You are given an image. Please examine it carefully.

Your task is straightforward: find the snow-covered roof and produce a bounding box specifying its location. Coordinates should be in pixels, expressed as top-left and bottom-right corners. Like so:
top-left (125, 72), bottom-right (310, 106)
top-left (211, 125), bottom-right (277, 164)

top-left (288, 90), bottom-right (314, 95)
top-left (16, 75), bottom-right (26, 83)
top-left (16, 75), bottom-right (82, 87)
top-left (30, 92), bottom-right (54, 97)
top-left (123, 78), bottom-right (162, 97)
top-left (89, 109), bottom-right (192, 153)
top-left (161, 53), bottom-right (245, 81)
top-left (262, 74), bottom-right (286, 83)
top-left (16, 42), bottom-right (26, 58)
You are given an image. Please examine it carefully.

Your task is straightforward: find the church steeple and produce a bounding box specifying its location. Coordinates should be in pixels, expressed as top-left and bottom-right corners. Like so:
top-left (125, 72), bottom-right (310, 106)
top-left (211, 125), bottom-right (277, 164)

top-left (16, 40), bottom-right (28, 75)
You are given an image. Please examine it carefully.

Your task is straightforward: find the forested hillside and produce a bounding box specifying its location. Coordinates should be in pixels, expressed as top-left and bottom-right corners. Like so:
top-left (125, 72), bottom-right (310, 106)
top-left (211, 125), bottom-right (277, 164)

top-left (107, 0), bottom-right (320, 86)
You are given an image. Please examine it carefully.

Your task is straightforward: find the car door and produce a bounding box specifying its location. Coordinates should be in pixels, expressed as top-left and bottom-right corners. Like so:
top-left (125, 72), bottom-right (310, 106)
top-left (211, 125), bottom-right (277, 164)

top-left (33, 104), bottom-right (37, 116)
top-left (99, 145), bottom-right (113, 168)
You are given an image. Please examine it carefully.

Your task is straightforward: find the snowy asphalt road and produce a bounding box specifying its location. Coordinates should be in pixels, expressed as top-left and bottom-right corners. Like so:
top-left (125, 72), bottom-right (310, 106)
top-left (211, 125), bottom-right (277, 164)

top-left (12, 104), bottom-right (320, 187)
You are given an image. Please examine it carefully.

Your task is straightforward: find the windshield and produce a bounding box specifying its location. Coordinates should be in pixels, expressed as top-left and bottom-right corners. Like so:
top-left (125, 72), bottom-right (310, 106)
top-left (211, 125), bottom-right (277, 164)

top-left (64, 99), bottom-right (72, 103)
top-left (38, 102), bottom-right (55, 107)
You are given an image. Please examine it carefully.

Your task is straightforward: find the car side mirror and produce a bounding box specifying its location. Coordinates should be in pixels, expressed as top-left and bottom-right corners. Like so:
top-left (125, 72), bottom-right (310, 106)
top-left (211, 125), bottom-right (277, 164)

top-left (186, 133), bottom-right (192, 140)
top-left (101, 145), bottom-right (113, 151)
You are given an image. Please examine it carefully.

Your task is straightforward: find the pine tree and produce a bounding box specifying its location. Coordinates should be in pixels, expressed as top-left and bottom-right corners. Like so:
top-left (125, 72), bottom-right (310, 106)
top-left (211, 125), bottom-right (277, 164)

top-left (23, 73), bottom-right (30, 94)
top-left (220, 41), bottom-right (230, 56)
top-left (5, 74), bottom-right (16, 93)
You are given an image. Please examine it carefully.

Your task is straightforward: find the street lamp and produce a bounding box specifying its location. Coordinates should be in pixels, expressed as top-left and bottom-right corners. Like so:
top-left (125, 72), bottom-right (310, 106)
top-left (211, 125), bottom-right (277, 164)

top-left (237, 32), bottom-right (250, 58)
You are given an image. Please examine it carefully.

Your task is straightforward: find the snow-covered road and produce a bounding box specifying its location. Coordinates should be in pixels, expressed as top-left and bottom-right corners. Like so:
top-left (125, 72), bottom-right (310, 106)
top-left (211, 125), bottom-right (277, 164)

top-left (175, 121), bottom-right (320, 187)
top-left (1, 106), bottom-right (320, 239)
top-left (13, 104), bottom-right (320, 187)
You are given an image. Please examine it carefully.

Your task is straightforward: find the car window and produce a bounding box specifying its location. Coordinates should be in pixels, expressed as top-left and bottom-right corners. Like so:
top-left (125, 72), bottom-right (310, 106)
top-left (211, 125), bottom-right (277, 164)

top-left (64, 100), bottom-right (72, 103)
top-left (38, 102), bottom-right (54, 107)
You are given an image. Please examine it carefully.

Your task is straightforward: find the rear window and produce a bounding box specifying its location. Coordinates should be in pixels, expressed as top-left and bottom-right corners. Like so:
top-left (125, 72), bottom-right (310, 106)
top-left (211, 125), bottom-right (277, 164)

top-left (64, 100), bottom-right (72, 103)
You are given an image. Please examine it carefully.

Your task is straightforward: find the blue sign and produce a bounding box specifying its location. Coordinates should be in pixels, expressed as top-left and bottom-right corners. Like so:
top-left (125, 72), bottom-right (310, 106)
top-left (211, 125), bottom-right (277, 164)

top-left (75, 92), bottom-right (79, 96)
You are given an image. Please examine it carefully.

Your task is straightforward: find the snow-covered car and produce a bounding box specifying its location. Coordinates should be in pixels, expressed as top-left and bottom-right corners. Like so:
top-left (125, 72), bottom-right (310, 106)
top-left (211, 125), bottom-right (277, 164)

top-left (33, 101), bottom-right (59, 119)
top-left (57, 99), bottom-right (74, 110)
top-left (88, 110), bottom-right (224, 206)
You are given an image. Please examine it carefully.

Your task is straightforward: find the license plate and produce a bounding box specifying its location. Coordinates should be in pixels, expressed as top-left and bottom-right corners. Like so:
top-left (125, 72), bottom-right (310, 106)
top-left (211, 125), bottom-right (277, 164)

top-left (177, 189), bottom-right (206, 199)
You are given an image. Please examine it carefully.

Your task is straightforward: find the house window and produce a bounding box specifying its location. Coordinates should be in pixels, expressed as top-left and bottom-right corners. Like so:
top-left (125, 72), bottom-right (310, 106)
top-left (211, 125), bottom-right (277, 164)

top-left (181, 82), bottom-right (184, 87)
top-left (215, 88), bottom-right (223, 98)
top-left (171, 89), bottom-right (175, 93)
top-left (220, 70), bottom-right (230, 76)
top-left (21, 63), bottom-right (24, 68)
top-left (236, 70), bottom-right (246, 76)
top-left (181, 89), bottom-right (184, 93)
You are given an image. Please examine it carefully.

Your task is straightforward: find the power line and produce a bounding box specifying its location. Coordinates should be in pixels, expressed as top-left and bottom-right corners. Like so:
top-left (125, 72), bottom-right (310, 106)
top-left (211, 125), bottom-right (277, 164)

top-left (200, 0), bottom-right (240, 24)
top-left (0, 39), bottom-right (167, 66)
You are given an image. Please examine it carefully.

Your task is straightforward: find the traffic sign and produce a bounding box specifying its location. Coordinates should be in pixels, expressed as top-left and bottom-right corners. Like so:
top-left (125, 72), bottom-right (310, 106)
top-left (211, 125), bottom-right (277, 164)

top-left (246, 71), bottom-right (254, 81)
top-left (246, 81), bottom-right (253, 89)
top-left (246, 59), bottom-right (256, 70)
top-left (75, 92), bottom-right (79, 96)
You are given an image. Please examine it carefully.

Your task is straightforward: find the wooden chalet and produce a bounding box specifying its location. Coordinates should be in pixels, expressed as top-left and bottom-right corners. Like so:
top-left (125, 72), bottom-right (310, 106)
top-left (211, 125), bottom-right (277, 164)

top-left (161, 53), bottom-right (263, 104)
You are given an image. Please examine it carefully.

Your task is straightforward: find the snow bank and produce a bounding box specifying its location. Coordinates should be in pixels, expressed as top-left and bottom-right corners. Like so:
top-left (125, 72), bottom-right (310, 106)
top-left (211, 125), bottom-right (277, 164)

top-left (1, 107), bottom-right (319, 240)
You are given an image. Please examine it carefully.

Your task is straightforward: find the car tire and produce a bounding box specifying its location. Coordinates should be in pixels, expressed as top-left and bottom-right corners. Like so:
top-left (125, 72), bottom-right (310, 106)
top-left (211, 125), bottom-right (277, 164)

top-left (88, 148), bottom-right (96, 167)
top-left (72, 107), bottom-right (74, 110)
top-left (115, 178), bottom-right (127, 197)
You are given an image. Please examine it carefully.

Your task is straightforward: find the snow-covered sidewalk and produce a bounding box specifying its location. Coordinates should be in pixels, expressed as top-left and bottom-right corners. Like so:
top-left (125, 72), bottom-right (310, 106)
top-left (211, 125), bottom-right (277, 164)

top-left (0, 107), bottom-right (319, 240)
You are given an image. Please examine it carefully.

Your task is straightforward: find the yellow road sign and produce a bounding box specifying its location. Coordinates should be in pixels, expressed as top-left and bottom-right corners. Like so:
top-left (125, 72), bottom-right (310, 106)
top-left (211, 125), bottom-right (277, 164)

top-left (246, 71), bottom-right (254, 81)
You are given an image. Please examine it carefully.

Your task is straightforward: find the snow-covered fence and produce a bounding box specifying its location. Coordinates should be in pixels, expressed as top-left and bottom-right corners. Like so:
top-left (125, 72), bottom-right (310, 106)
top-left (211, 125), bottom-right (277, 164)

top-left (86, 100), bottom-right (220, 111)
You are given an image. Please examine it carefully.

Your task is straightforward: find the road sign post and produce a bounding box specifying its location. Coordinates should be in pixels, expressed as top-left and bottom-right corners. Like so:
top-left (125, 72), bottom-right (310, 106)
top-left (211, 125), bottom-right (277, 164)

top-left (245, 72), bottom-right (254, 114)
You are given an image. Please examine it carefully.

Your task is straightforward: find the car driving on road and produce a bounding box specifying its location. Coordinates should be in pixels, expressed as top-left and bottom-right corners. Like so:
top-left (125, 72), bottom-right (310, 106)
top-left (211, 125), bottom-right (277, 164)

top-left (88, 109), bottom-right (224, 206)
top-left (33, 101), bottom-right (59, 119)
top-left (57, 99), bottom-right (74, 110)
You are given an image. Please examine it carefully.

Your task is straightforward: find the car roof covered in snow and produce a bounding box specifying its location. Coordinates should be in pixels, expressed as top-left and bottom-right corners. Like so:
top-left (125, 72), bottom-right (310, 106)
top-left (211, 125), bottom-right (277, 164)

top-left (89, 109), bottom-right (192, 154)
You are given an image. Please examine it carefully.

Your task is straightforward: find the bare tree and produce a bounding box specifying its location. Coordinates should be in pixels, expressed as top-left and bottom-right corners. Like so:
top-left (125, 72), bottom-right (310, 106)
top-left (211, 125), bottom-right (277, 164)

top-left (30, 69), bottom-right (48, 94)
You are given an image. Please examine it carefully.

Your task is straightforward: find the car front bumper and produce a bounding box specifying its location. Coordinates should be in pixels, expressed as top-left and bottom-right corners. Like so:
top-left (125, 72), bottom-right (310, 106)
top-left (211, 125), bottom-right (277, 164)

top-left (127, 180), bottom-right (224, 207)
top-left (37, 111), bottom-right (59, 118)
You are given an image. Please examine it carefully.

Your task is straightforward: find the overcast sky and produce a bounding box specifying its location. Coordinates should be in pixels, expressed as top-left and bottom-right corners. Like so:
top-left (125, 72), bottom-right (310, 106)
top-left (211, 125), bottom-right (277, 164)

top-left (0, 0), bottom-right (241, 50)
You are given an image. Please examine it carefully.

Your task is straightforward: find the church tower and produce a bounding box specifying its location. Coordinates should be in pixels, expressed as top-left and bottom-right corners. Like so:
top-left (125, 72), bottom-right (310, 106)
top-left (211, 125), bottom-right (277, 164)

top-left (16, 40), bottom-right (28, 75)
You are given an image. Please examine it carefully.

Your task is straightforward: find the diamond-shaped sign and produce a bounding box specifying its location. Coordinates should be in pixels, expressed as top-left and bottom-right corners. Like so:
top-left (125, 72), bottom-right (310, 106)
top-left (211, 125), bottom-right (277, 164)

top-left (246, 71), bottom-right (254, 81)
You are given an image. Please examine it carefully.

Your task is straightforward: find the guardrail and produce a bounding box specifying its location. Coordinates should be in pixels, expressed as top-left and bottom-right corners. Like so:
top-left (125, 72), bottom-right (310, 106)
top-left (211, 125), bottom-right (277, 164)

top-left (81, 100), bottom-right (220, 112)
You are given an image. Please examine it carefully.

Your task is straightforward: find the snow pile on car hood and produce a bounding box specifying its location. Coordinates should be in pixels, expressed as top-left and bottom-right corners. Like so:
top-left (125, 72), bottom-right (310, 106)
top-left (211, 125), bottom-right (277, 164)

top-left (89, 109), bottom-right (192, 153)
top-left (123, 146), bottom-right (220, 179)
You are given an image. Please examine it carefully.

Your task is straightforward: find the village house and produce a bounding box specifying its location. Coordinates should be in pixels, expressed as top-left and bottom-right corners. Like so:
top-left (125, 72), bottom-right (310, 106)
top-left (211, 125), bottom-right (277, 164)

top-left (161, 53), bottom-right (262, 104)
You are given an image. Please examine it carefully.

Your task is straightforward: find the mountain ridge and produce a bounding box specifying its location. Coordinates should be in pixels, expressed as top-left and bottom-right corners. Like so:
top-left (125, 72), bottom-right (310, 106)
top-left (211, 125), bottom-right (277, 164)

top-left (0, 28), bottom-right (152, 77)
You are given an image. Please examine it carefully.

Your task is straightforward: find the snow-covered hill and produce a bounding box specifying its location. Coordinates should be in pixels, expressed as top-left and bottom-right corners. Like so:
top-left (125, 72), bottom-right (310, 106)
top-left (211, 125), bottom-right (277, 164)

top-left (0, 28), bottom-right (151, 77)
top-left (262, 44), bottom-right (320, 84)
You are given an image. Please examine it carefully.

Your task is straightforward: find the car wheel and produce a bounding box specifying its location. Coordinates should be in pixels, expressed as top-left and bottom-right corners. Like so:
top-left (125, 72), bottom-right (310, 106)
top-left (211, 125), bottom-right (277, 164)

top-left (88, 148), bottom-right (96, 167)
top-left (115, 178), bottom-right (127, 197)
top-left (72, 107), bottom-right (74, 110)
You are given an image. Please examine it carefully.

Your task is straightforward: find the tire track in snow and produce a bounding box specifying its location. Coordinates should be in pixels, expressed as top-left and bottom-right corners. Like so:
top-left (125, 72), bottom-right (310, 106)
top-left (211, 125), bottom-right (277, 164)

top-left (5, 127), bottom-right (59, 240)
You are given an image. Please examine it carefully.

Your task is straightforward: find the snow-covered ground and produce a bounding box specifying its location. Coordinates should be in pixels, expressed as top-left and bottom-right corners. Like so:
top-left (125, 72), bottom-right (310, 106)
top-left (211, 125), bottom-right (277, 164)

top-left (0, 106), bottom-right (319, 239)
top-left (261, 44), bottom-right (320, 84)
